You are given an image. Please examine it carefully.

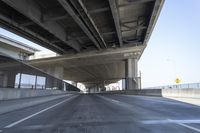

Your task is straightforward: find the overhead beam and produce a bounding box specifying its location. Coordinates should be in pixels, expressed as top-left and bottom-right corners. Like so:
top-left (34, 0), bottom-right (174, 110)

top-left (122, 24), bottom-right (147, 31)
top-left (42, 8), bottom-right (71, 22)
top-left (108, 0), bottom-right (123, 47)
top-left (64, 29), bottom-right (142, 43)
top-left (76, 77), bottom-right (123, 83)
top-left (20, 21), bottom-right (34, 27)
top-left (0, 13), bottom-right (66, 54)
top-left (20, 14), bottom-right (70, 25)
top-left (119, 0), bottom-right (154, 7)
top-left (43, 7), bottom-right (110, 22)
top-left (126, 0), bottom-right (154, 2)
top-left (78, 0), bottom-right (107, 48)
top-left (43, 14), bottom-right (69, 22)
top-left (63, 31), bottom-right (115, 41)
top-left (1, 0), bottom-right (81, 52)
top-left (28, 46), bottom-right (144, 64)
top-left (89, 7), bottom-right (110, 14)
top-left (57, 0), bottom-right (101, 50)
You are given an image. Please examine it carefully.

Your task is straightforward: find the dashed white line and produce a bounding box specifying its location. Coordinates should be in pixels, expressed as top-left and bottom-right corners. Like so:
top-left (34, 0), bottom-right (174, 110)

top-left (4, 95), bottom-right (77, 128)
top-left (97, 95), bottom-right (120, 103)
top-left (111, 99), bottom-right (120, 103)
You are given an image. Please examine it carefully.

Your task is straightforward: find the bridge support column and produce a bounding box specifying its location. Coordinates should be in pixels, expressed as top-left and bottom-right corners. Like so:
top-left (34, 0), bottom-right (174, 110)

top-left (1, 71), bottom-right (17, 88)
top-left (45, 66), bottom-right (64, 79)
top-left (125, 58), bottom-right (138, 90)
top-left (45, 66), bottom-right (64, 90)
top-left (71, 81), bottom-right (77, 87)
top-left (96, 84), bottom-right (100, 92)
top-left (63, 82), bottom-right (67, 91)
top-left (97, 83), bottom-right (106, 92)
top-left (53, 66), bottom-right (64, 79)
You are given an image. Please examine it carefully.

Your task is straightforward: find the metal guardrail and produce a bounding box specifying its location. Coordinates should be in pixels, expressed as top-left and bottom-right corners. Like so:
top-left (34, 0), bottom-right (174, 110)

top-left (144, 83), bottom-right (200, 89)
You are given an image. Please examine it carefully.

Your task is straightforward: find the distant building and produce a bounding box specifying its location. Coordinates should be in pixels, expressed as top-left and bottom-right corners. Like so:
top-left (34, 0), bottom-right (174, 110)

top-left (0, 35), bottom-right (38, 60)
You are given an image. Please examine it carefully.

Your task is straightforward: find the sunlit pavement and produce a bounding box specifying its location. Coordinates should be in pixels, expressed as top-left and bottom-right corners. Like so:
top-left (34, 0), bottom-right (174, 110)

top-left (1, 94), bottom-right (200, 133)
top-left (164, 97), bottom-right (200, 106)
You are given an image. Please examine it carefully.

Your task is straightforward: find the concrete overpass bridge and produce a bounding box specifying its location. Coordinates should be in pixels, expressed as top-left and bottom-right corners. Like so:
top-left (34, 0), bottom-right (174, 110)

top-left (2, 1), bottom-right (200, 133)
top-left (28, 45), bottom-right (144, 91)
top-left (0, 34), bottom-right (38, 60)
top-left (0, 0), bottom-right (164, 91)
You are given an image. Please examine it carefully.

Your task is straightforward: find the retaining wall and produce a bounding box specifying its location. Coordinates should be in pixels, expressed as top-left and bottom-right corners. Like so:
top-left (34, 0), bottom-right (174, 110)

top-left (162, 88), bottom-right (200, 98)
top-left (103, 88), bottom-right (200, 98)
top-left (0, 88), bottom-right (67, 100)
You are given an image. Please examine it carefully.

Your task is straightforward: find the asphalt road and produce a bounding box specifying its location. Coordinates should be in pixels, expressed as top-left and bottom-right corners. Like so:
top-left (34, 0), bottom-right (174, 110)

top-left (1, 94), bottom-right (200, 133)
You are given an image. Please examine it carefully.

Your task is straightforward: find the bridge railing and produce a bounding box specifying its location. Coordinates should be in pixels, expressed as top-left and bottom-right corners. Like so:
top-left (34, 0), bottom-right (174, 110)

top-left (144, 83), bottom-right (200, 89)
top-left (0, 53), bottom-right (79, 92)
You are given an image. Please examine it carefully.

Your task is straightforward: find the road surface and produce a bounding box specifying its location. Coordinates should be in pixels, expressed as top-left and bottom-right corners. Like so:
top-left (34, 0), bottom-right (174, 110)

top-left (1, 94), bottom-right (200, 133)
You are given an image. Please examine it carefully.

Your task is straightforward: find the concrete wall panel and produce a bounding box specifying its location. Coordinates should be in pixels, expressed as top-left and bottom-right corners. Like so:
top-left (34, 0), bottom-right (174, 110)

top-left (0, 88), bottom-right (67, 100)
top-left (103, 88), bottom-right (200, 98)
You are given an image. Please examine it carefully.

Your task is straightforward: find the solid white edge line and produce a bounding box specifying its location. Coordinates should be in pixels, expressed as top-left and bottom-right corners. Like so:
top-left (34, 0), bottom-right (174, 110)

top-left (4, 95), bottom-right (77, 128)
top-left (178, 123), bottom-right (200, 133)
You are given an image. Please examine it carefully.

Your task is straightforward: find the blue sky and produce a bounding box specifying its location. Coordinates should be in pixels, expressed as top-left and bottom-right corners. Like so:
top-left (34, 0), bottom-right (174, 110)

top-left (139, 0), bottom-right (200, 87)
top-left (0, 0), bottom-right (200, 88)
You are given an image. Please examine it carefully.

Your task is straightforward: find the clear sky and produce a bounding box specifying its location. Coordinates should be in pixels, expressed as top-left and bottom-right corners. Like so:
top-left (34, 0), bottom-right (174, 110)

top-left (139, 0), bottom-right (200, 87)
top-left (0, 0), bottom-right (200, 88)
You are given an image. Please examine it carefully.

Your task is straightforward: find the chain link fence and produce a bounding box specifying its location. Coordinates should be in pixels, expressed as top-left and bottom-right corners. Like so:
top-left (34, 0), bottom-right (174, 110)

top-left (144, 83), bottom-right (200, 89)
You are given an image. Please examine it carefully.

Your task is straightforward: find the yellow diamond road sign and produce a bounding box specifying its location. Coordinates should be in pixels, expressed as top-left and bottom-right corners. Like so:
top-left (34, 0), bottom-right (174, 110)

top-left (175, 78), bottom-right (181, 84)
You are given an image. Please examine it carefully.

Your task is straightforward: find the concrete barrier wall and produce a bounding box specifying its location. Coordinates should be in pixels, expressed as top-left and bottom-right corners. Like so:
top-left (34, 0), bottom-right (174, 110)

top-left (0, 88), bottom-right (67, 100)
top-left (0, 94), bottom-right (73, 114)
top-left (162, 88), bottom-right (200, 98)
top-left (124, 89), bottom-right (162, 96)
top-left (102, 88), bottom-right (200, 98)
top-left (100, 89), bottom-right (162, 96)
top-left (102, 89), bottom-right (162, 97)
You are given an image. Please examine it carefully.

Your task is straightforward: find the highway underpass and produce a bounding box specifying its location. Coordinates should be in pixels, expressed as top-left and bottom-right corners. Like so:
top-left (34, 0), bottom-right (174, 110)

top-left (2, 0), bottom-right (200, 133)
top-left (1, 94), bottom-right (200, 133)
top-left (0, 0), bottom-right (164, 91)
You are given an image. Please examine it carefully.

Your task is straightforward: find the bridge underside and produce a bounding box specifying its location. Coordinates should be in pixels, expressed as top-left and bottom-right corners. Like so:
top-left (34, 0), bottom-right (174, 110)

top-left (0, 0), bottom-right (164, 90)
top-left (0, 0), bottom-right (163, 54)
top-left (29, 46), bottom-right (142, 89)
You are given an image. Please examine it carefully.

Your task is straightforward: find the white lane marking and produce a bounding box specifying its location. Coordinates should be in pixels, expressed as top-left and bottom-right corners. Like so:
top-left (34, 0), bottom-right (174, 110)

top-left (98, 95), bottom-right (120, 103)
top-left (111, 99), bottom-right (120, 103)
top-left (178, 123), bottom-right (200, 132)
top-left (142, 119), bottom-right (200, 124)
top-left (142, 119), bottom-right (200, 132)
top-left (97, 95), bottom-right (136, 111)
top-left (142, 119), bottom-right (171, 124)
top-left (100, 95), bottom-right (200, 132)
top-left (5, 95), bottom-right (77, 128)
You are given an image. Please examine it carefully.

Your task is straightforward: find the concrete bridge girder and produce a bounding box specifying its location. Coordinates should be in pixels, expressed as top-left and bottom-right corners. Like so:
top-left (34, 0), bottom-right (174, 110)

top-left (28, 46), bottom-right (142, 90)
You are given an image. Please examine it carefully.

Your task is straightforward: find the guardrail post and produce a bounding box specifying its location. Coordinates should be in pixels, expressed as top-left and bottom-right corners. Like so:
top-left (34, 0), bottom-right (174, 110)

top-left (35, 75), bottom-right (37, 89)
top-left (18, 73), bottom-right (22, 89)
